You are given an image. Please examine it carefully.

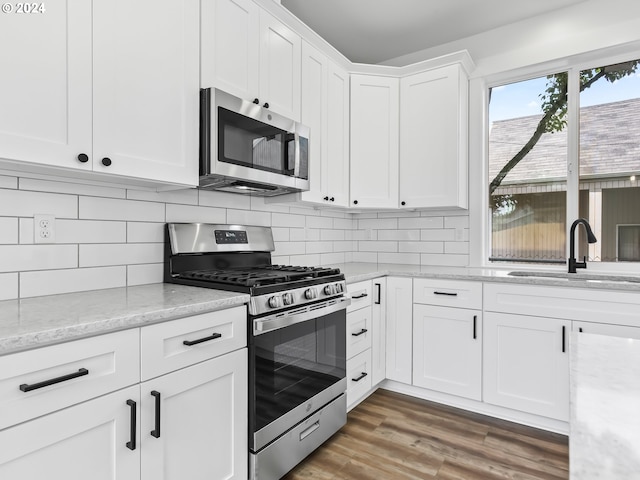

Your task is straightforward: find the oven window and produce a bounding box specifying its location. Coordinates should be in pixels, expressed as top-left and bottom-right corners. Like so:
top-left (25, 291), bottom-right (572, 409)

top-left (250, 309), bottom-right (346, 432)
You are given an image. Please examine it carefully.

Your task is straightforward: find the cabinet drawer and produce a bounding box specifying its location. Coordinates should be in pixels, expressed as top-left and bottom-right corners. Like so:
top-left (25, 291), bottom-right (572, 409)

top-left (346, 349), bottom-right (372, 408)
top-left (347, 307), bottom-right (372, 359)
top-left (0, 329), bottom-right (140, 431)
top-left (413, 278), bottom-right (482, 309)
top-left (573, 321), bottom-right (640, 339)
top-left (347, 280), bottom-right (372, 313)
top-left (141, 306), bottom-right (246, 381)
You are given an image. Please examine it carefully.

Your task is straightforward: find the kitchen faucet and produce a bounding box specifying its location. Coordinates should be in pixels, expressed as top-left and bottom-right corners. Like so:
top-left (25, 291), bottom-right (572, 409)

top-left (568, 218), bottom-right (597, 273)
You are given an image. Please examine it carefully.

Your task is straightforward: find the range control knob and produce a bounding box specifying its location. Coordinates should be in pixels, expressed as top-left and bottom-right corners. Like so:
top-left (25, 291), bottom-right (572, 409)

top-left (304, 288), bottom-right (318, 300)
top-left (282, 292), bottom-right (294, 306)
top-left (268, 296), bottom-right (282, 309)
top-left (324, 284), bottom-right (337, 296)
top-left (335, 283), bottom-right (344, 293)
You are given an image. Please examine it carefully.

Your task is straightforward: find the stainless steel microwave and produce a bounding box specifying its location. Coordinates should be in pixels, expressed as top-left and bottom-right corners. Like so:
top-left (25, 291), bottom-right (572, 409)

top-left (199, 88), bottom-right (310, 196)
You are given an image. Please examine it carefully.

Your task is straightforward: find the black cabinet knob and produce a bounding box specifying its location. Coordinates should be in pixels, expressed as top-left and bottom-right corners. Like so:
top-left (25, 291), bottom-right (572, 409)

top-left (77, 153), bottom-right (89, 163)
top-left (330, 197), bottom-right (335, 202)
top-left (263, 102), bottom-right (269, 109)
top-left (401, 201), bottom-right (406, 206)
top-left (253, 98), bottom-right (259, 104)
top-left (324, 196), bottom-right (329, 201)
top-left (353, 200), bottom-right (358, 205)
top-left (101, 157), bottom-right (112, 167)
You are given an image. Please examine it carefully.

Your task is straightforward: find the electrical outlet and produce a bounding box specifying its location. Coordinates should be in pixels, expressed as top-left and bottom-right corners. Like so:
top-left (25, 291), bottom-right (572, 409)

top-left (34, 214), bottom-right (55, 244)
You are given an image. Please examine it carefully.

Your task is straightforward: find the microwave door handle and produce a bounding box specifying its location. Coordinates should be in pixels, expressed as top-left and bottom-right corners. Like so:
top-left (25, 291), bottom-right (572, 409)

top-left (293, 132), bottom-right (301, 177)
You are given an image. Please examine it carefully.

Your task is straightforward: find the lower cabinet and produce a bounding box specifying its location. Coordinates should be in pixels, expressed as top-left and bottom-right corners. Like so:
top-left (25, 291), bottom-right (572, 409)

top-left (573, 321), bottom-right (640, 339)
top-left (483, 312), bottom-right (570, 422)
top-left (346, 280), bottom-right (373, 409)
top-left (413, 305), bottom-right (482, 400)
top-left (346, 349), bottom-right (373, 406)
top-left (0, 385), bottom-right (140, 479)
top-left (371, 278), bottom-right (386, 385)
top-left (385, 277), bottom-right (413, 384)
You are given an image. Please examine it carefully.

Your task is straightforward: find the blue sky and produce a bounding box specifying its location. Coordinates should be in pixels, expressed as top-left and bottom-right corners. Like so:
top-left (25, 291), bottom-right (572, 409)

top-left (489, 70), bottom-right (640, 123)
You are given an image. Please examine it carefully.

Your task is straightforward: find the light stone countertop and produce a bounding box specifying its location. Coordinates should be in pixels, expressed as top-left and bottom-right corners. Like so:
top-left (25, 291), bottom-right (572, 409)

top-left (0, 283), bottom-right (249, 356)
top-left (2, 262), bottom-right (640, 356)
top-left (570, 332), bottom-right (640, 479)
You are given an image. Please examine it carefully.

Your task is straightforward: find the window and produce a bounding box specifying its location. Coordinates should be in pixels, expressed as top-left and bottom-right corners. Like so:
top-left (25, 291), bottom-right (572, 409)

top-left (488, 58), bottom-right (640, 266)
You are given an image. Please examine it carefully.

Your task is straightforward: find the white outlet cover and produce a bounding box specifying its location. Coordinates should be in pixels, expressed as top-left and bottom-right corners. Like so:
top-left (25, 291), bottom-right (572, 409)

top-left (34, 214), bottom-right (55, 244)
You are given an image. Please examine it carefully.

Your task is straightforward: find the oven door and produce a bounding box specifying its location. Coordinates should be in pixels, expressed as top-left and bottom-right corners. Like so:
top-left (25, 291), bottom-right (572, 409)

top-left (249, 298), bottom-right (347, 452)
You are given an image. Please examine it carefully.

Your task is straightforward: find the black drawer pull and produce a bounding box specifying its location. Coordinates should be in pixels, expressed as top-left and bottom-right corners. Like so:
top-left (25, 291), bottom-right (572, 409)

top-left (433, 291), bottom-right (457, 296)
top-left (562, 326), bottom-right (566, 353)
top-left (351, 328), bottom-right (368, 337)
top-left (473, 315), bottom-right (477, 340)
top-left (126, 399), bottom-right (137, 450)
top-left (151, 391), bottom-right (161, 438)
top-left (183, 332), bottom-right (222, 346)
top-left (352, 372), bottom-right (368, 382)
top-left (352, 293), bottom-right (368, 299)
top-left (374, 283), bottom-right (381, 304)
top-left (19, 368), bottom-right (89, 392)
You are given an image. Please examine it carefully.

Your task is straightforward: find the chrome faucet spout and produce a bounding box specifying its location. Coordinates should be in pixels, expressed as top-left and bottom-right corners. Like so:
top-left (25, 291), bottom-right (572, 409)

top-left (568, 218), bottom-right (597, 273)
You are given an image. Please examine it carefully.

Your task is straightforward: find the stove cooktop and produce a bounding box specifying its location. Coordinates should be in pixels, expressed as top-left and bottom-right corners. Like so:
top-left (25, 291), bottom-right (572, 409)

top-left (177, 265), bottom-right (341, 288)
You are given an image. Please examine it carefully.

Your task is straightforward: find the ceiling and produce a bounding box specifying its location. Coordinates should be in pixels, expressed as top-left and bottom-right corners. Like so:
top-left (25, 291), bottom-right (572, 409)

top-left (281, 0), bottom-right (586, 64)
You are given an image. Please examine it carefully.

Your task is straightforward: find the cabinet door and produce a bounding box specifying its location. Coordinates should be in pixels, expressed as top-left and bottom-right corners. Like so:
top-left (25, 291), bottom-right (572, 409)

top-left (371, 279), bottom-right (386, 385)
top-left (350, 75), bottom-right (399, 209)
top-left (300, 41), bottom-right (328, 204)
top-left (346, 349), bottom-right (372, 410)
top-left (92, 0), bottom-right (199, 186)
top-left (413, 305), bottom-right (481, 400)
top-left (325, 61), bottom-right (350, 207)
top-left (400, 65), bottom-right (468, 209)
top-left (347, 306), bottom-right (372, 359)
top-left (140, 348), bottom-right (248, 480)
top-left (385, 277), bottom-right (413, 384)
top-left (202, 0), bottom-right (260, 99)
top-left (483, 312), bottom-right (570, 421)
top-left (0, 386), bottom-right (139, 480)
top-left (0, 0), bottom-right (92, 170)
top-left (259, 10), bottom-right (301, 121)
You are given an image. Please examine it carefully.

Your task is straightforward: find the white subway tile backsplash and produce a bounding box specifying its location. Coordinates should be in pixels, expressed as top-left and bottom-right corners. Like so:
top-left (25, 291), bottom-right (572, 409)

top-left (0, 273), bottom-right (18, 300)
top-left (271, 227), bottom-right (290, 242)
top-left (289, 228), bottom-right (306, 241)
top-left (420, 253), bottom-right (469, 267)
top-left (306, 216), bottom-right (333, 229)
top-left (199, 190), bottom-right (251, 210)
top-left (273, 241), bottom-right (306, 256)
top-left (398, 216), bottom-right (444, 229)
top-left (80, 196), bottom-right (164, 222)
top-left (445, 216), bottom-right (470, 228)
top-left (20, 178), bottom-right (126, 199)
top-left (319, 209), bottom-right (348, 219)
top-left (358, 218), bottom-right (398, 230)
top-left (0, 190), bottom-right (78, 218)
top-left (127, 222), bottom-right (165, 243)
top-left (378, 252), bottom-right (421, 265)
top-left (127, 263), bottom-right (163, 286)
top-left (165, 203), bottom-right (225, 224)
top-left (333, 218), bottom-right (355, 229)
top-left (272, 213), bottom-right (305, 228)
top-left (399, 241), bottom-right (444, 254)
top-left (20, 266), bottom-right (126, 298)
top-left (306, 241), bottom-right (333, 254)
top-left (55, 220), bottom-right (127, 244)
top-left (378, 211), bottom-right (420, 218)
top-left (320, 252), bottom-right (346, 266)
top-left (79, 243), bottom-right (163, 267)
top-left (251, 196), bottom-right (290, 213)
top-left (290, 206), bottom-right (317, 216)
top-left (445, 242), bottom-right (470, 254)
top-left (0, 245), bottom-right (78, 272)
top-left (127, 188), bottom-right (198, 205)
top-left (0, 218), bottom-right (18, 244)
top-left (352, 252), bottom-right (378, 263)
top-left (421, 229), bottom-right (455, 241)
top-left (358, 241), bottom-right (397, 252)
top-left (0, 175), bottom-right (17, 189)
top-left (226, 208), bottom-right (271, 227)
top-left (320, 229), bottom-right (345, 241)
top-left (333, 241), bottom-right (355, 252)
top-left (377, 229), bottom-right (420, 241)
top-left (271, 255), bottom-right (290, 265)
top-left (289, 254), bottom-right (321, 265)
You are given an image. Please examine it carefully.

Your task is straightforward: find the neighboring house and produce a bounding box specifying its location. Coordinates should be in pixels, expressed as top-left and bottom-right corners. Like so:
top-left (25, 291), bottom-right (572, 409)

top-left (489, 97), bottom-right (640, 263)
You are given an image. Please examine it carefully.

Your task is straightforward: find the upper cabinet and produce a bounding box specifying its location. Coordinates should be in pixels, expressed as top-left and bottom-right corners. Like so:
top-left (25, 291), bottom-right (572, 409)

top-left (202, 0), bottom-right (301, 121)
top-left (0, 0), bottom-right (200, 188)
top-left (350, 75), bottom-right (399, 209)
top-left (299, 41), bottom-right (350, 207)
top-left (399, 64), bottom-right (469, 209)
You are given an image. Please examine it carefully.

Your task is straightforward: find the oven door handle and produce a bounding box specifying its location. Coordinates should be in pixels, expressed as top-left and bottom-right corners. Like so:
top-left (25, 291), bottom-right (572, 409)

top-left (254, 297), bottom-right (351, 335)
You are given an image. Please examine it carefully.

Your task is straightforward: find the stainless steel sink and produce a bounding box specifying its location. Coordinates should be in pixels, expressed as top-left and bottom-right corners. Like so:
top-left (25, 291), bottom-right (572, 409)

top-left (507, 271), bottom-right (640, 284)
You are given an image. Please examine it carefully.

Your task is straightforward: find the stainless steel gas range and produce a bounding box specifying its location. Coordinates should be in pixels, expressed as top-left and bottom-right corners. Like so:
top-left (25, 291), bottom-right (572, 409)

top-left (164, 223), bottom-right (349, 480)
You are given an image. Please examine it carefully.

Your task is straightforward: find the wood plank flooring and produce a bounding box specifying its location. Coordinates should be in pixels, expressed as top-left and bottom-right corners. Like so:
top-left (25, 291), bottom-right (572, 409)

top-left (283, 390), bottom-right (568, 480)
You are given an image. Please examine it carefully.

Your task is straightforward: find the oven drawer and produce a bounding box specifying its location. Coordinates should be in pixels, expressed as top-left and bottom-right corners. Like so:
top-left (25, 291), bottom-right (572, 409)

top-left (346, 349), bottom-right (372, 408)
top-left (0, 329), bottom-right (139, 431)
top-left (141, 305), bottom-right (246, 381)
top-left (347, 280), bottom-right (373, 313)
top-left (347, 306), bottom-right (372, 359)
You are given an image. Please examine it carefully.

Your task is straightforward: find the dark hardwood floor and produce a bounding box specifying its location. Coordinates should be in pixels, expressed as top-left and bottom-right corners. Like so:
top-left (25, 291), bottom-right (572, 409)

top-left (283, 389), bottom-right (568, 480)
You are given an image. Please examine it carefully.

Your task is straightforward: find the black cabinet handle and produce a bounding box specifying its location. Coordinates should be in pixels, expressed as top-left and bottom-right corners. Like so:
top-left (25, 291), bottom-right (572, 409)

top-left (101, 157), bottom-right (112, 167)
top-left (150, 391), bottom-right (161, 438)
top-left (330, 197), bottom-right (335, 202)
top-left (434, 291), bottom-right (457, 296)
top-left (126, 399), bottom-right (137, 450)
top-left (183, 332), bottom-right (222, 346)
top-left (473, 315), bottom-right (477, 340)
top-left (351, 328), bottom-right (368, 337)
top-left (263, 102), bottom-right (269, 108)
top-left (401, 201), bottom-right (406, 206)
top-left (562, 326), bottom-right (566, 353)
top-left (324, 196), bottom-right (329, 201)
top-left (77, 153), bottom-right (89, 163)
top-left (579, 327), bottom-right (583, 333)
top-left (253, 98), bottom-right (259, 104)
top-left (374, 283), bottom-right (381, 305)
top-left (352, 293), bottom-right (368, 299)
top-left (20, 368), bottom-right (89, 392)
top-left (352, 372), bottom-right (368, 382)
top-left (353, 200), bottom-right (358, 205)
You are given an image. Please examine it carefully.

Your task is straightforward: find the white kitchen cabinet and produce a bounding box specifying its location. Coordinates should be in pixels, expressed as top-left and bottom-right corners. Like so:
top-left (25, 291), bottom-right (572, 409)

top-left (140, 349), bottom-right (247, 480)
top-left (0, 0), bottom-right (199, 188)
top-left (0, 385), bottom-right (140, 480)
top-left (573, 321), bottom-right (640, 339)
top-left (399, 64), bottom-right (468, 209)
top-left (413, 305), bottom-right (481, 400)
top-left (483, 312), bottom-right (570, 421)
top-left (203, 0), bottom-right (301, 120)
top-left (350, 75), bottom-right (399, 209)
top-left (371, 279), bottom-right (386, 385)
top-left (346, 280), bottom-right (374, 409)
top-left (325, 61), bottom-right (351, 206)
top-left (346, 306), bottom-right (372, 360)
top-left (346, 349), bottom-right (373, 408)
top-left (385, 277), bottom-right (413, 384)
